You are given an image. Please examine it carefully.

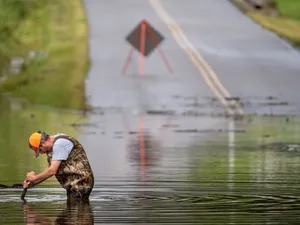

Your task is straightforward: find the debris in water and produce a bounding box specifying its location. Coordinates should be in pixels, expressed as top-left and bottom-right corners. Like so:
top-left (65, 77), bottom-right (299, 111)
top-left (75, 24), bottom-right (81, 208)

top-left (0, 183), bottom-right (23, 189)
top-left (173, 129), bottom-right (246, 133)
top-left (146, 110), bottom-right (175, 115)
top-left (225, 96), bottom-right (241, 101)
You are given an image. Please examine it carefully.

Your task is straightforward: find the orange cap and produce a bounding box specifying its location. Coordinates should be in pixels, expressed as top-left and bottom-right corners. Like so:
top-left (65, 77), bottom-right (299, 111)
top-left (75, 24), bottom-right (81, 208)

top-left (29, 132), bottom-right (42, 157)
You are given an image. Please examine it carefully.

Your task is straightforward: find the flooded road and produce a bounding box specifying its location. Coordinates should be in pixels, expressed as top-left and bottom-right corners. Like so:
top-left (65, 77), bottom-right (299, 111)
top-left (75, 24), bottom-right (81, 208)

top-left (2, 0), bottom-right (300, 224)
top-left (1, 94), bottom-right (300, 224)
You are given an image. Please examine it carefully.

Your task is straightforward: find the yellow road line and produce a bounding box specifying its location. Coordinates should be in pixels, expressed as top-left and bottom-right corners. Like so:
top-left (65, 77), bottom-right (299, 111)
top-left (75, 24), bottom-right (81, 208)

top-left (149, 0), bottom-right (244, 116)
top-left (183, 46), bottom-right (234, 115)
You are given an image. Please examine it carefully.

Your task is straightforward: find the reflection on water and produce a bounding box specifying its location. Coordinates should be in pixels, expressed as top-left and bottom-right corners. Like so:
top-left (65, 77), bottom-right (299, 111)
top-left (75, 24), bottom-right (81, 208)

top-left (22, 199), bottom-right (93, 225)
top-left (1, 96), bottom-right (300, 224)
top-left (126, 116), bottom-right (162, 168)
top-left (56, 199), bottom-right (93, 225)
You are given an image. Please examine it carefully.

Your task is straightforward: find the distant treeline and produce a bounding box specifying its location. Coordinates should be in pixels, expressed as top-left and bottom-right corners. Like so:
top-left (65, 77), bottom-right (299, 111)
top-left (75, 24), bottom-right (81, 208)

top-left (0, 0), bottom-right (48, 69)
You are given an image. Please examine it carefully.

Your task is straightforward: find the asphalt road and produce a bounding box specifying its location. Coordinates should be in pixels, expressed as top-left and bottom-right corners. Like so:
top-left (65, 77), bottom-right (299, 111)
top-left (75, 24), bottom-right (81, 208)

top-left (157, 0), bottom-right (300, 115)
top-left (84, 0), bottom-right (300, 117)
top-left (81, 0), bottom-right (300, 191)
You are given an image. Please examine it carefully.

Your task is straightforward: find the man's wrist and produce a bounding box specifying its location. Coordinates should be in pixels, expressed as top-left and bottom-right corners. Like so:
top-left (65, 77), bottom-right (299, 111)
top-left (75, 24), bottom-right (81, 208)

top-left (29, 182), bottom-right (35, 188)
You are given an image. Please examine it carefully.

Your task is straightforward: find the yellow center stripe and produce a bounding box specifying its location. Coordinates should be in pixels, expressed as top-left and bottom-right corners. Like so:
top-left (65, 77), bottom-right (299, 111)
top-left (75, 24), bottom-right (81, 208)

top-left (149, 0), bottom-right (244, 116)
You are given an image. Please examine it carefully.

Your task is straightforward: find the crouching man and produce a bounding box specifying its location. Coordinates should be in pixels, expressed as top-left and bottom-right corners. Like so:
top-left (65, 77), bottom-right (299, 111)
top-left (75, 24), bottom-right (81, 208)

top-left (24, 131), bottom-right (94, 200)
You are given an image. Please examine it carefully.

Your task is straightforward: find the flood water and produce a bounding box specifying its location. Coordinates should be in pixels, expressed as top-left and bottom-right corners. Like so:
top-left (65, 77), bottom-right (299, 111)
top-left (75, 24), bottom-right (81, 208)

top-left (1, 95), bottom-right (300, 224)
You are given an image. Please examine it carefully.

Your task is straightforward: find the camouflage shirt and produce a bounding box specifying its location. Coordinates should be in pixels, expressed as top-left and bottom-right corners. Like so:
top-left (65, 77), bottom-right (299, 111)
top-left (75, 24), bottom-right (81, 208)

top-left (46, 135), bottom-right (94, 198)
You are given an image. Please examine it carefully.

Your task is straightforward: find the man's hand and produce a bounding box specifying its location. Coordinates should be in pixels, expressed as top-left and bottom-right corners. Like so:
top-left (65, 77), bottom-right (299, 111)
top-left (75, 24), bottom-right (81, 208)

top-left (26, 171), bottom-right (36, 182)
top-left (23, 180), bottom-right (31, 188)
top-left (23, 161), bottom-right (61, 187)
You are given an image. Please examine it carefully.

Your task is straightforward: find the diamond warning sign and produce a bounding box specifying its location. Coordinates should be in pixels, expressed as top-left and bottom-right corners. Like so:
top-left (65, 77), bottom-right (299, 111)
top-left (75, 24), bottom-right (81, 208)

top-left (126, 20), bottom-right (164, 57)
top-left (122, 19), bottom-right (173, 75)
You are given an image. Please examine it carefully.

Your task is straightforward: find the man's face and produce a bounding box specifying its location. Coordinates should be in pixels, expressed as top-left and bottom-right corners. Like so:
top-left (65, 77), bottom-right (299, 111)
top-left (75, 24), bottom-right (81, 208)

top-left (39, 140), bottom-right (52, 154)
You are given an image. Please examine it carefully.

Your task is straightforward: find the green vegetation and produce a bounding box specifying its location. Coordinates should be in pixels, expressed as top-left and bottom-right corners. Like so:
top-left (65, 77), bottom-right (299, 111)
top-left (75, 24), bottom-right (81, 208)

top-left (275, 0), bottom-right (300, 20)
top-left (247, 0), bottom-right (300, 46)
top-left (0, 0), bottom-right (42, 69)
top-left (0, 0), bottom-right (90, 109)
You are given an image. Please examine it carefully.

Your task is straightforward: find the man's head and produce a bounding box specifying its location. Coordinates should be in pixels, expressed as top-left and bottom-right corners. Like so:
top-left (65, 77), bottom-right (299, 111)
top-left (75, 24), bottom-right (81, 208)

top-left (29, 131), bottom-right (53, 157)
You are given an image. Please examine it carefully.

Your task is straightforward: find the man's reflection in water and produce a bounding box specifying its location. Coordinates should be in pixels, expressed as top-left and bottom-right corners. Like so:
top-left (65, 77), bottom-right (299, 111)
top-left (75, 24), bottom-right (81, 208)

top-left (23, 198), bottom-right (94, 225)
top-left (55, 198), bottom-right (94, 225)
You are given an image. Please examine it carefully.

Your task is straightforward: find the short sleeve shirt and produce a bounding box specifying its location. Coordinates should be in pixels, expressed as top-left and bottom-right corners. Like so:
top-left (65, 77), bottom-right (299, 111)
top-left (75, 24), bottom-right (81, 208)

top-left (52, 133), bottom-right (74, 161)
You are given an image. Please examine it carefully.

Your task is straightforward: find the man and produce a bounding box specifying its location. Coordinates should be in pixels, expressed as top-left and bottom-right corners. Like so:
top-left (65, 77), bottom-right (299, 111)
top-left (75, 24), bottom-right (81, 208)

top-left (24, 131), bottom-right (94, 200)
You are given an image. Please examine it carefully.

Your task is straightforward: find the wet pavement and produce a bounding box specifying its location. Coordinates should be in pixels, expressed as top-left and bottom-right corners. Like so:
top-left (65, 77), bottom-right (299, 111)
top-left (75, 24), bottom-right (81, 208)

top-left (1, 0), bottom-right (300, 224)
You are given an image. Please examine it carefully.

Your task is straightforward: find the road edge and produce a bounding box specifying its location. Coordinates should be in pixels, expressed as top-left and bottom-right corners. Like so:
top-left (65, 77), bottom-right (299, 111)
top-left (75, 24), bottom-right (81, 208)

top-left (229, 0), bottom-right (300, 48)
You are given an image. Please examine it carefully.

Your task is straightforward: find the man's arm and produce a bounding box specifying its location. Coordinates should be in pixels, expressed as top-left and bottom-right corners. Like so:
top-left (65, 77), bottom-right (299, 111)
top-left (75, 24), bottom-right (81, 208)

top-left (26, 160), bottom-right (62, 186)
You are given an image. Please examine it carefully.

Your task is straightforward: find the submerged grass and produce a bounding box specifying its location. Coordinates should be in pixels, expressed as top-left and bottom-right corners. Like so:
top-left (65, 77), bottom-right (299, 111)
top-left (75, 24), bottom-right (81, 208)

top-left (0, 0), bottom-right (90, 109)
top-left (236, 115), bottom-right (300, 145)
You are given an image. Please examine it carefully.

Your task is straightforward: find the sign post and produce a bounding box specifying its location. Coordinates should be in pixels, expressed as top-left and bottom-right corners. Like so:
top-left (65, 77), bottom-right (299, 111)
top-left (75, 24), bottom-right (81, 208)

top-left (122, 19), bottom-right (173, 75)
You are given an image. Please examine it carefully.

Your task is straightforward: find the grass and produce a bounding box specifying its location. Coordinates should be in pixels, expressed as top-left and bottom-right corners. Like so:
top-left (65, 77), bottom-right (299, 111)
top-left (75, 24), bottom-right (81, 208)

top-left (247, 0), bottom-right (300, 46)
top-left (275, 0), bottom-right (300, 20)
top-left (0, 0), bottom-right (90, 110)
top-left (248, 13), bottom-right (300, 45)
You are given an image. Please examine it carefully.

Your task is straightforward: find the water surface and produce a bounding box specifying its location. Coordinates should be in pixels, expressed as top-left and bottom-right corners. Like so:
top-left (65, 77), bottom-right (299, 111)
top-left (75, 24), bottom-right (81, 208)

top-left (1, 96), bottom-right (300, 224)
